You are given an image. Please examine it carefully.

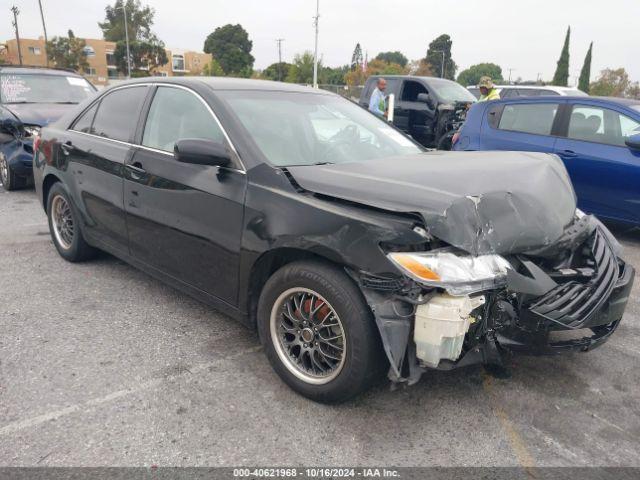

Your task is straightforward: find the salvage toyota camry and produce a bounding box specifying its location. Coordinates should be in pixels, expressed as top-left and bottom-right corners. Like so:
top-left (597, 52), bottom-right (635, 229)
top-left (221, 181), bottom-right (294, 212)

top-left (33, 78), bottom-right (634, 403)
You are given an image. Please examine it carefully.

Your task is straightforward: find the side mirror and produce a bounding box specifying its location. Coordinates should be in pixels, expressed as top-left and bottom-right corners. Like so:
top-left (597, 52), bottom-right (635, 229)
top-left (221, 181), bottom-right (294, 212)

top-left (174, 139), bottom-right (231, 167)
top-left (625, 133), bottom-right (640, 151)
top-left (416, 92), bottom-right (434, 108)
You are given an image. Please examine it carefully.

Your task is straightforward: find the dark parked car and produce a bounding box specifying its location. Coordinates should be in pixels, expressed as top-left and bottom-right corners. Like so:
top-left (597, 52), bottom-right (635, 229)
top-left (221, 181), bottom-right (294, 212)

top-left (453, 96), bottom-right (640, 226)
top-left (34, 78), bottom-right (634, 403)
top-left (0, 65), bottom-right (96, 190)
top-left (360, 75), bottom-right (476, 149)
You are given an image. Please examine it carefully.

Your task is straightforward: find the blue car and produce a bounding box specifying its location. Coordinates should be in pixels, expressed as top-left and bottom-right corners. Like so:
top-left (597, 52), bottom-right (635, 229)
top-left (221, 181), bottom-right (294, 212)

top-left (453, 96), bottom-right (640, 226)
top-left (0, 66), bottom-right (96, 190)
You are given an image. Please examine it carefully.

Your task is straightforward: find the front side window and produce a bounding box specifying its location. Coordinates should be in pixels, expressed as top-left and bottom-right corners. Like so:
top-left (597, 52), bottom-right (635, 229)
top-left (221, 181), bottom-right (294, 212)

top-left (0, 73), bottom-right (95, 104)
top-left (498, 103), bottom-right (559, 135)
top-left (91, 86), bottom-right (148, 142)
top-left (568, 105), bottom-right (640, 146)
top-left (217, 90), bottom-right (423, 167)
top-left (401, 81), bottom-right (427, 102)
top-left (142, 87), bottom-right (224, 152)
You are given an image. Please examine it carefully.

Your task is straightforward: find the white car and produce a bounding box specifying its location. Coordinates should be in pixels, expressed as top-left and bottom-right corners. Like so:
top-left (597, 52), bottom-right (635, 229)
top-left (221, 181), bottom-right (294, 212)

top-left (467, 84), bottom-right (588, 99)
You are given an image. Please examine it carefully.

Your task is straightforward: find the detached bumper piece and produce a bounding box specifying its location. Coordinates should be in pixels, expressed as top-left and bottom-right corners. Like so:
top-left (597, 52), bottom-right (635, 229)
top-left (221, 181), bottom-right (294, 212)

top-left (499, 229), bottom-right (634, 355)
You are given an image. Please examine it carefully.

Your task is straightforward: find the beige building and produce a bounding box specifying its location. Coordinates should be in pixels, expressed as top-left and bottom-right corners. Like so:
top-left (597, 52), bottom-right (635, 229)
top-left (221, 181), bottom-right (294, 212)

top-left (1, 37), bottom-right (211, 86)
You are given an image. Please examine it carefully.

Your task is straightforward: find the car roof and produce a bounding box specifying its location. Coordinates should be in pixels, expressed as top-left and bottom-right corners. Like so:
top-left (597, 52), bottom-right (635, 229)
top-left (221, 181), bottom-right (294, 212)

top-left (0, 65), bottom-right (83, 76)
top-left (484, 95), bottom-right (640, 107)
top-left (109, 76), bottom-right (334, 94)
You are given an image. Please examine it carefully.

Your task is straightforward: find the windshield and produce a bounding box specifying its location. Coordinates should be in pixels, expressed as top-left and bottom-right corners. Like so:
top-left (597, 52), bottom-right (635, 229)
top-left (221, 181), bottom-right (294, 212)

top-left (0, 73), bottom-right (95, 104)
top-left (429, 78), bottom-right (477, 103)
top-left (218, 91), bottom-right (423, 167)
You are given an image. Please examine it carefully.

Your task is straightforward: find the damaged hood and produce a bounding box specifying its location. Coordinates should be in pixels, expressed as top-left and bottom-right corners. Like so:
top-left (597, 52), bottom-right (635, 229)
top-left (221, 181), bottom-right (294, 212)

top-left (287, 151), bottom-right (577, 255)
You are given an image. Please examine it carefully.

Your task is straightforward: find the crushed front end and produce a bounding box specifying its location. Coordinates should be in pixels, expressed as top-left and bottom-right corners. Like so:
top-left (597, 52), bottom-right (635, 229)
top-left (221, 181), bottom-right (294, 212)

top-left (356, 214), bottom-right (634, 384)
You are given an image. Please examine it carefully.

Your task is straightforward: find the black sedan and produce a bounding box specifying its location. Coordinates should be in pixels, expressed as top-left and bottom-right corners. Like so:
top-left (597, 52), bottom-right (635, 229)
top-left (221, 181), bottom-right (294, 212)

top-left (34, 78), bottom-right (634, 403)
top-left (0, 66), bottom-right (96, 190)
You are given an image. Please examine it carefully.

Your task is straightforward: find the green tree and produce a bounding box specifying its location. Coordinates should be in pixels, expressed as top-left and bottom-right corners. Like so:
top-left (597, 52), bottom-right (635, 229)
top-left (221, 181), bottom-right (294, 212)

top-left (261, 62), bottom-right (292, 81)
top-left (203, 24), bottom-right (254, 77)
top-left (202, 58), bottom-right (225, 76)
top-left (578, 42), bottom-right (593, 93)
top-left (350, 43), bottom-right (363, 71)
top-left (324, 65), bottom-right (349, 85)
top-left (457, 63), bottom-right (503, 87)
top-left (589, 68), bottom-right (634, 97)
top-left (46, 30), bottom-right (89, 72)
top-left (552, 26), bottom-right (571, 86)
top-left (286, 51), bottom-right (324, 84)
top-left (375, 51), bottom-right (408, 68)
top-left (425, 34), bottom-right (457, 80)
top-left (99, 0), bottom-right (167, 75)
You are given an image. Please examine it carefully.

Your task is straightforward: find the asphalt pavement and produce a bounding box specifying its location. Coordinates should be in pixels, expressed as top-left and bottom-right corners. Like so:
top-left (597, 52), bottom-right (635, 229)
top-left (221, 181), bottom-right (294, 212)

top-left (1, 184), bottom-right (639, 467)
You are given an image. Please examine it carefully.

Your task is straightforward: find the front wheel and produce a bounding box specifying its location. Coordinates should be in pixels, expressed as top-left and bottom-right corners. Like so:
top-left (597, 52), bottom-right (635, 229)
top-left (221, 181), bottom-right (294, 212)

top-left (257, 260), bottom-right (386, 403)
top-left (0, 153), bottom-right (26, 191)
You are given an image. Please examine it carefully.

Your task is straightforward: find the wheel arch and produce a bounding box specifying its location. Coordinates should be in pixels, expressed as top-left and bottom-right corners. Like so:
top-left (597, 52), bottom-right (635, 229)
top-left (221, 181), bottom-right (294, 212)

top-left (42, 173), bottom-right (62, 213)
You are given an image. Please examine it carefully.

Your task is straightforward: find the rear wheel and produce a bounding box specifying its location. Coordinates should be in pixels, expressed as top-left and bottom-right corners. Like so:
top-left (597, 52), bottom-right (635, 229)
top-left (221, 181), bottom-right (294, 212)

top-left (0, 153), bottom-right (26, 191)
top-left (46, 182), bottom-right (97, 262)
top-left (257, 260), bottom-right (386, 403)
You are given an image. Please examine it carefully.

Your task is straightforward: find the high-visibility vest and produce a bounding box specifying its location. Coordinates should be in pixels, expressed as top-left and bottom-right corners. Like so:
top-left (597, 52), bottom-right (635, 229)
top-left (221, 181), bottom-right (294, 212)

top-left (479, 88), bottom-right (500, 102)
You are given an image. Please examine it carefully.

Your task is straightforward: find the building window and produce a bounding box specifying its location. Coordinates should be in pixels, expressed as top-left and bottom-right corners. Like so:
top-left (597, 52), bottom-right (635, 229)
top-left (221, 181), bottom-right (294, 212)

top-left (107, 68), bottom-right (119, 79)
top-left (172, 55), bottom-right (185, 71)
top-left (106, 52), bottom-right (116, 67)
top-left (83, 46), bottom-right (96, 57)
top-left (28, 46), bottom-right (41, 55)
top-left (84, 67), bottom-right (97, 76)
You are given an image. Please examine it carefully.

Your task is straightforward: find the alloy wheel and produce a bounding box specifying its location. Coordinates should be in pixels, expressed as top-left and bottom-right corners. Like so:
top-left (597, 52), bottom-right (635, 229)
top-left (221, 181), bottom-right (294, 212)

top-left (51, 194), bottom-right (75, 250)
top-left (270, 287), bottom-right (346, 385)
top-left (0, 153), bottom-right (7, 186)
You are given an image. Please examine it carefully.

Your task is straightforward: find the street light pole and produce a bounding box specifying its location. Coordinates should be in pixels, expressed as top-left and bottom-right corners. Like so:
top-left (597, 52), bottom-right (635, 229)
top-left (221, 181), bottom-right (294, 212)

top-left (10, 6), bottom-right (22, 66)
top-left (276, 38), bottom-right (284, 81)
top-left (119, 3), bottom-right (132, 79)
top-left (433, 50), bottom-right (445, 78)
top-left (312, 0), bottom-right (319, 88)
top-left (37, 0), bottom-right (49, 66)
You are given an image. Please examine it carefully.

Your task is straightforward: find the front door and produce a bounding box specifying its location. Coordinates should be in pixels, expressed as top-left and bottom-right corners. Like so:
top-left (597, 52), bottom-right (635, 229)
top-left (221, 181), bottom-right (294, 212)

top-left (124, 85), bottom-right (247, 305)
top-left (554, 104), bottom-right (640, 224)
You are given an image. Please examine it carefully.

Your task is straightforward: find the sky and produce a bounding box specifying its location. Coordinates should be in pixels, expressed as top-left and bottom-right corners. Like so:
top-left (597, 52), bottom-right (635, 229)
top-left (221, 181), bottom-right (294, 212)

top-left (2, 0), bottom-right (638, 84)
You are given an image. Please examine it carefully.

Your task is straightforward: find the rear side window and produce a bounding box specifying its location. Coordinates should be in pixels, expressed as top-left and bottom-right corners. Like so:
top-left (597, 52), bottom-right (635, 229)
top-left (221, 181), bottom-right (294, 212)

top-left (91, 86), bottom-right (148, 142)
top-left (72, 102), bottom-right (99, 134)
top-left (498, 103), bottom-right (559, 135)
top-left (142, 86), bottom-right (224, 152)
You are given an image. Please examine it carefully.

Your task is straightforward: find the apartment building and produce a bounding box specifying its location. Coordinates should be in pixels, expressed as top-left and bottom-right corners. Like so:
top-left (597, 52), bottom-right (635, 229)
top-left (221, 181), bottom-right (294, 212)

top-left (1, 37), bottom-right (211, 86)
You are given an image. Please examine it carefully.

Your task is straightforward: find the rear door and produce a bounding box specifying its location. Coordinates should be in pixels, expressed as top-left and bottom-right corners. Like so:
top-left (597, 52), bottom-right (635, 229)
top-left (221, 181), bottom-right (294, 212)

top-left (124, 85), bottom-right (247, 305)
top-left (553, 103), bottom-right (640, 223)
top-left (66, 85), bottom-right (149, 255)
top-left (479, 101), bottom-right (563, 153)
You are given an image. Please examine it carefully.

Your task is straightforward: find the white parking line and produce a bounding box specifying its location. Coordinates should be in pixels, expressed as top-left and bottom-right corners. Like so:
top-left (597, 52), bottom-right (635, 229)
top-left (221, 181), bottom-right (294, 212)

top-left (0, 345), bottom-right (262, 437)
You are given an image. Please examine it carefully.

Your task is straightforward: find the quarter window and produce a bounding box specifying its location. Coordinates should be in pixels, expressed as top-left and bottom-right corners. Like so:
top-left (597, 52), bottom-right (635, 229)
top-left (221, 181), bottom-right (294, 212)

top-left (497, 103), bottom-right (559, 135)
top-left (73, 102), bottom-right (99, 134)
top-left (567, 105), bottom-right (640, 147)
top-left (142, 86), bottom-right (224, 152)
top-left (91, 86), bottom-right (148, 142)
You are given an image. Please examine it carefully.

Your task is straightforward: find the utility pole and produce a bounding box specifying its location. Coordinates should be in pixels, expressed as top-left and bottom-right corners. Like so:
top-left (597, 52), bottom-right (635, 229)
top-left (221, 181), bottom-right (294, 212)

top-left (118, 3), bottom-right (132, 79)
top-left (312, 0), bottom-right (319, 88)
top-left (276, 38), bottom-right (284, 81)
top-left (11, 6), bottom-right (22, 66)
top-left (433, 50), bottom-right (445, 78)
top-left (38, 0), bottom-right (49, 66)
top-left (508, 68), bottom-right (515, 84)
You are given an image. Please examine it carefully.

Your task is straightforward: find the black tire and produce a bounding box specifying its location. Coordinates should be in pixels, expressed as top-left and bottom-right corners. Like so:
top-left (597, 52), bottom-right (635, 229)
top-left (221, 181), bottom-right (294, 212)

top-left (46, 182), bottom-right (97, 262)
top-left (0, 153), bottom-right (27, 191)
top-left (257, 260), bottom-right (386, 403)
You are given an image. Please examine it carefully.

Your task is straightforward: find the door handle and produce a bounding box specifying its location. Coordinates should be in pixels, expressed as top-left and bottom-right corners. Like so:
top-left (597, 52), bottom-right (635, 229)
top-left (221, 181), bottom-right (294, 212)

top-left (60, 141), bottom-right (75, 155)
top-left (127, 161), bottom-right (146, 173)
top-left (559, 149), bottom-right (578, 158)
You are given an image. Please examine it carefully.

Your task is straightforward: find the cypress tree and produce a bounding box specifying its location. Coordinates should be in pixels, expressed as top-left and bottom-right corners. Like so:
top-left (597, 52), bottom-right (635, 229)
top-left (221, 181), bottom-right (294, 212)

top-left (552, 26), bottom-right (571, 86)
top-left (578, 42), bottom-right (593, 93)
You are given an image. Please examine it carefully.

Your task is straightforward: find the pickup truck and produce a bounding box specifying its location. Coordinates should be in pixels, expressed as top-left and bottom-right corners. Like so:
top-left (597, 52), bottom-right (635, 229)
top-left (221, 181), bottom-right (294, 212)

top-left (359, 75), bottom-right (476, 149)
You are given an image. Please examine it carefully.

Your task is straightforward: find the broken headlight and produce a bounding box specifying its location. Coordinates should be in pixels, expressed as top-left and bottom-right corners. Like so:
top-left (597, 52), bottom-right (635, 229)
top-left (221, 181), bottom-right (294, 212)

top-left (387, 249), bottom-right (511, 296)
top-left (23, 125), bottom-right (41, 138)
